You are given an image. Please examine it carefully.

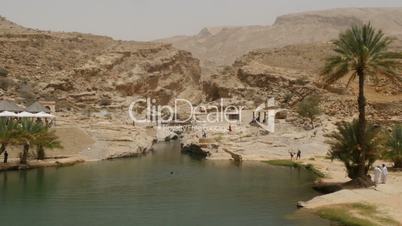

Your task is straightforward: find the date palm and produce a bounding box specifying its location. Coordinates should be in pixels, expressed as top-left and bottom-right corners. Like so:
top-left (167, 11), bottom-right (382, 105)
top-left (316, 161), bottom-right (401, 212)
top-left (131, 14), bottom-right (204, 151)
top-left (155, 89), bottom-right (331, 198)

top-left (34, 127), bottom-right (62, 160)
top-left (385, 124), bottom-right (402, 168)
top-left (327, 120), bottom-right (383, 182)
top-left (18, 119), bottom-right (63, 163)
top-left (18, 119), bottom-right (45, 164)
top-left (0, 118), bottom-right (19, 156)
top-left (322, 23), bottom-right (402, 178)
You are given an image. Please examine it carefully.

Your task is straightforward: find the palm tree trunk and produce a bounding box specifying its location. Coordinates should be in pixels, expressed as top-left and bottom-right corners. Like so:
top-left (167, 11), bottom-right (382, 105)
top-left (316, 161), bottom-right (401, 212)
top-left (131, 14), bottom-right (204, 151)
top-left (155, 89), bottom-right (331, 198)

top-left (37, 145), bottom-right (45, 160)
top-left (20, 144), bottom-right (30, 165)
top-left (357, 69), bottom-right (367, 177)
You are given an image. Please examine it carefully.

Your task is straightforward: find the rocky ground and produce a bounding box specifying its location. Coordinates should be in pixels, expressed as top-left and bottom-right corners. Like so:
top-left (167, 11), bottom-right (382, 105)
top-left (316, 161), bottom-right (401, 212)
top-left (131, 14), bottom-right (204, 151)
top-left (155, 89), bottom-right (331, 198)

top-left (182, 115), bottom-right (333, 161)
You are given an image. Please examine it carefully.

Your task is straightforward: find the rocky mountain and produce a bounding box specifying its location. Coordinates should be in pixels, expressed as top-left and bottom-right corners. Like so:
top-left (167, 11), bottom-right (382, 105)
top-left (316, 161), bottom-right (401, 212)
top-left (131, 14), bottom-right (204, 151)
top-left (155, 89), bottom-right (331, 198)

top-left (1, 10), bottom-right (401, 124)
top-left (0, 16), bottom-right (202, 111)
top-left (200, 40), bottom-right (402, 126)
top-left (158, 8), bottom-right (402, 69)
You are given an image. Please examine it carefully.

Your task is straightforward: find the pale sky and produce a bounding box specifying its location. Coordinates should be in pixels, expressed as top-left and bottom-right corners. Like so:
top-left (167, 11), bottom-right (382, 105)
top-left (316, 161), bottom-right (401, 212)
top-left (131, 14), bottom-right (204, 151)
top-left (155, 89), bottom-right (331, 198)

top-left (1, 0), bottom-right (402, 41)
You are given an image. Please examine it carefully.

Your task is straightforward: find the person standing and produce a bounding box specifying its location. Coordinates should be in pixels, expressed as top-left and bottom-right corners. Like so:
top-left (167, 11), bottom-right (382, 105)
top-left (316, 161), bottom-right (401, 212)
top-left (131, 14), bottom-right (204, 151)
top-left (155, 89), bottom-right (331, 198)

top-left (381, 164), bottom-right (388, 184)
top-left (373, 166), bottom-right (382, 185)
top-left (296, 150), bottom-right (301, 160)
top-left (3, 150), bottom-right (8, 164)
top-left (289, 151), bottom-right (295, 161)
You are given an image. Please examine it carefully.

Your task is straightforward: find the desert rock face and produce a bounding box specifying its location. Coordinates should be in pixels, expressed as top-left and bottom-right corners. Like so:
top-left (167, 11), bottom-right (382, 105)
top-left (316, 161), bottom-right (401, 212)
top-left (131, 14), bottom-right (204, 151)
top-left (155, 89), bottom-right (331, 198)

top-left (159, 8), bottom-right (402, 69)
top-left (201, 40), bottom-right (401, 124)
top-left (0, 17), bottom-right (202, 111)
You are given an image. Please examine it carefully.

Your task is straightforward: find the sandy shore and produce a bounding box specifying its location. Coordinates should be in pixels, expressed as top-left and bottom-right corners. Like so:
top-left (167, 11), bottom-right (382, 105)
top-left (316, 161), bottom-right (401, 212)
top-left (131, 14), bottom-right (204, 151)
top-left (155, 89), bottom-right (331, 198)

top-left (300, 160), bottom-right (402, 224)
top-left (0, 157), bottom-right (85, 171)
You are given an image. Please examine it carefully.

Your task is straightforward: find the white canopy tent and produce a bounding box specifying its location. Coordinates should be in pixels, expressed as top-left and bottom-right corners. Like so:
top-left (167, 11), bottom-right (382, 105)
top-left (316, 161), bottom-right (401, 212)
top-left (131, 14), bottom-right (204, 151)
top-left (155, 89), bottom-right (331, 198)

top-left (34, 111), bottom-right (56, 118)
top-left (16, 112), bottom-right (36, 118)
top-left (0, 111), bottom-right (56, 118)
top-left (0, 111), bottom-right (18, 117)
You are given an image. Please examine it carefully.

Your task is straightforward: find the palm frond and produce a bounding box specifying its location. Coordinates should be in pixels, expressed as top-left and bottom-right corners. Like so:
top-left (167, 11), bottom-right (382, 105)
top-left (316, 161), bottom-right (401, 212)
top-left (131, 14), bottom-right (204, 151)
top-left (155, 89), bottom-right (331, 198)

top-left (327, 120), bottom-right (383, 179)
top-left (321, 23), bottom-right (402, 87)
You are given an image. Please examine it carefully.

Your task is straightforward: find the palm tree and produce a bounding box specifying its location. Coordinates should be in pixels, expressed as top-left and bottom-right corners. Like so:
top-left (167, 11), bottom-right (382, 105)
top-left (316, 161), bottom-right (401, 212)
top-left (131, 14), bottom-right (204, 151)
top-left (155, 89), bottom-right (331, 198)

top-left (385, 124), bottom-right (402, 168)
top-left (34, 127), bottom-right (62, 160)
top-left (0, 118), bottom-right (19, 156)
top-left (327, 120), bottom-right (383, 182)
top-left (17, 119), bottom-right (45, 164)
top-left (322, 23), bottom-right (402, 178)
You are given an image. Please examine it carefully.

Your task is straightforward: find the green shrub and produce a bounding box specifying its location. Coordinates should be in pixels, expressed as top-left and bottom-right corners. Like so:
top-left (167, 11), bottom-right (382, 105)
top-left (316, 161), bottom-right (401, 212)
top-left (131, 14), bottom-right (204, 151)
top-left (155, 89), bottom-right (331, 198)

top-left (384, 124), bottom-right (402, 168)
top-left (297, 95), bottom-right (321, 125)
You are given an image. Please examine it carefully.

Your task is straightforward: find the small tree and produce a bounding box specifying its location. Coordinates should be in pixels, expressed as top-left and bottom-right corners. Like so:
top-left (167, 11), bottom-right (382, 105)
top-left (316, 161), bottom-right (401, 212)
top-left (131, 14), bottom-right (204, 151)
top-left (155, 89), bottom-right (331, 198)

top-left (385, 124), bottom-right (402, 168)
top-left (327, 120), bottom-right (383, 184)
top-left (35, 127), bottom-right (63, 160)
top-left (297, 95), bottom-right (321, 127)
top-left (17, 119), bottom-right (44, 164)
top-left (0, 67), bottom-right (8, 77)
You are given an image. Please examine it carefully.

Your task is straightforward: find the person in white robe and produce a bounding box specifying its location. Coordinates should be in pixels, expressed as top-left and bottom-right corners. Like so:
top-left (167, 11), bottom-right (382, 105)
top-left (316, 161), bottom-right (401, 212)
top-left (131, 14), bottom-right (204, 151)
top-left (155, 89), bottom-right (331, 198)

top-left (373, 166), bottom-right (382, 185)
top-left (381, 164), bottom-right (388, 184)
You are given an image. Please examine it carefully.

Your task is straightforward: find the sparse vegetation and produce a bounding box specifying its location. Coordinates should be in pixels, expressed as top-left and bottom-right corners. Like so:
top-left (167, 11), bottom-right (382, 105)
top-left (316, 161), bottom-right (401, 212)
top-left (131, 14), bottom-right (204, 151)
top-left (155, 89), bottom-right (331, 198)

top-left (316, 203), bottom-right (399, 226)
top-left (283, 93), bottom-right (294, 103)
top-left (294, 75), bottom-right (309, 85)
top-left (99, 97), bottom-right (112, 106)
top-left (265, 160), bottom-right (325, 178)
top-left (0, 118), bottom-right (62, 164)
top-left (327, 120), bottom-right (383, 182)
top-left (384, 124), bottom-right (402, 168)
top-left (265, 159), bottom-right (302, 167)
top-left (297, 95), bottom-right (321, 126)
top-left (0, 67), bottom-right (8, 77)
top-left (0, 118), bottom-right (19, 156)
top-left (0, 77), bottom-right (15, 91)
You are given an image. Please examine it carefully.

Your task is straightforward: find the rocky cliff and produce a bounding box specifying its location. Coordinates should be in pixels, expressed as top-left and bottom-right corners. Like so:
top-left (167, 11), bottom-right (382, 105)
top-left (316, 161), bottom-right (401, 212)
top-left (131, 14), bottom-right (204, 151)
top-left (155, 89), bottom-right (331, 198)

top-left (201, 41), bottom-right (402, 125)
top-left (159, 8), bottom-right (402, 70)
top-left (0, 16), bottom-right (202, 111)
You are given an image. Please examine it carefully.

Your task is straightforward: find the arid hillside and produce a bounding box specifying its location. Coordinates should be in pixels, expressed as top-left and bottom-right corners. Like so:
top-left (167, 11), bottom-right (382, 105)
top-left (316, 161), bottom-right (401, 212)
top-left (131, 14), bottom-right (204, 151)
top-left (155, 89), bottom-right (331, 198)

top-left (1, 11), bottom-right (401, 124)
top-left (0, 16), bottom-right (202, 111)
top-left (200, 40), bottom-right (402, 126)
top-left (158, 8), bottom-right (402, 70)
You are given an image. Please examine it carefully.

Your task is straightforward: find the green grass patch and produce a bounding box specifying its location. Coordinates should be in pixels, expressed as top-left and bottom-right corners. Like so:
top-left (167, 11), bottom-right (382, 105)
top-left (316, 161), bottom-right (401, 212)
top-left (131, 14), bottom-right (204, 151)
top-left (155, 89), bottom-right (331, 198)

top-left (305, 164), bottom-right (325, 178)
top-left (316, 203), bottom-right (399, 226)
top-left (265, 160), bottom-right (302, 168)
top-left (265, 160), bottom-right (325, 178)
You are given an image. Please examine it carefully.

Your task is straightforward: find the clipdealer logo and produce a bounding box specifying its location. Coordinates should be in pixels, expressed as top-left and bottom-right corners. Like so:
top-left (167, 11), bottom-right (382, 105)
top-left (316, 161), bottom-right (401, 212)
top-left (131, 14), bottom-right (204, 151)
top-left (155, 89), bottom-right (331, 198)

top-left (128, 98), bottom-right (278, 133)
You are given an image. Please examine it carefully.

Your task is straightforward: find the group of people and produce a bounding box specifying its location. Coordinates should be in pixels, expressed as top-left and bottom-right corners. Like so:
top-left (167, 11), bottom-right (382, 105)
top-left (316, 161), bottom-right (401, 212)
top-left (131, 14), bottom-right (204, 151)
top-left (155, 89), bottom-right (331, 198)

top-left (289, 149), bottom-right (302, 160)
top-left (373, 164), bottom-right (388, 185)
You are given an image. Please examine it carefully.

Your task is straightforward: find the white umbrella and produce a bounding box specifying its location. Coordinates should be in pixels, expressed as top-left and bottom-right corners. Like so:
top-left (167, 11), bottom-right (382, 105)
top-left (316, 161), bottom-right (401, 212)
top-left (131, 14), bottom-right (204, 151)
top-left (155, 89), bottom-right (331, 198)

top-left (0, 111), bottom-right (18, 117)
top-left (17, 111), bottom-right (36, 118)
top-left (34, 111), bottom-right (56, 118)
